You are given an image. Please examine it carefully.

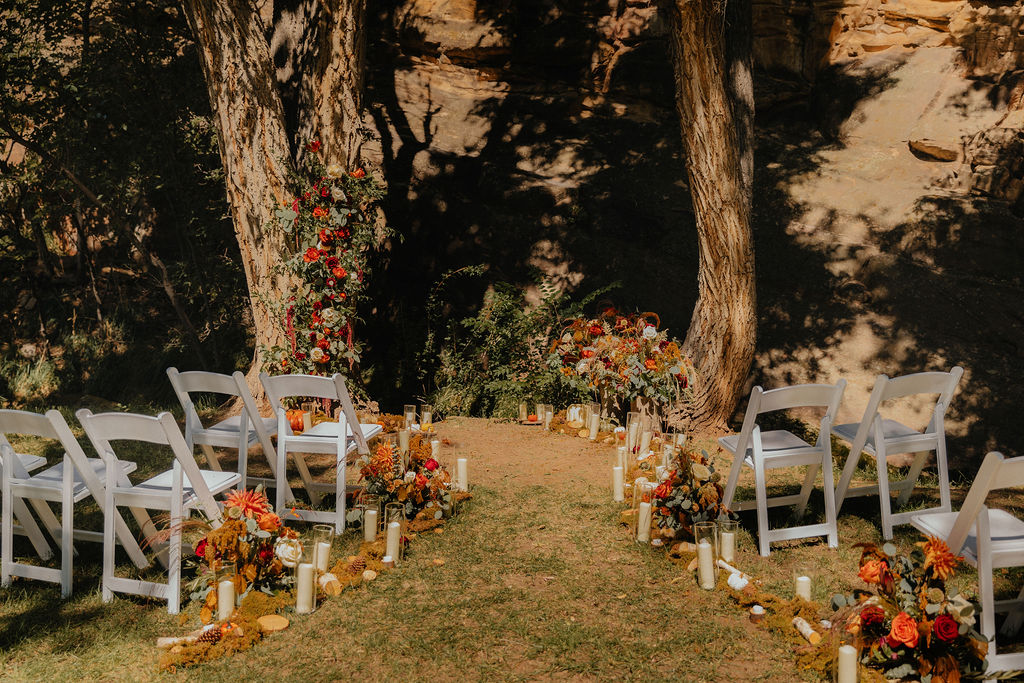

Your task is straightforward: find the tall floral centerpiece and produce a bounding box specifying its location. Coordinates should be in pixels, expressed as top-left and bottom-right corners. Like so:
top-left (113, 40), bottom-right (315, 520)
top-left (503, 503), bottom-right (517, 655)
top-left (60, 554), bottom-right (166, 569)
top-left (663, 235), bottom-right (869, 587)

top-left (356, 437), bottom-right (456, 520)
top-left (265, 141), bottom-right (387, 376)
top-left (650, 447), bottom-right (731, 537)
top-left (549, 308), bottom-right (694, 422)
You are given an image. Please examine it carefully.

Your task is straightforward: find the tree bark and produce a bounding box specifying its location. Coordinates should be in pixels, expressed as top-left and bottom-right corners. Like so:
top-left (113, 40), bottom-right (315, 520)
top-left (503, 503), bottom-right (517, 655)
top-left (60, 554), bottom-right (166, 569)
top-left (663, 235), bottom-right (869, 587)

top-left (662, 0), bottom-right (757, 430)
top-left (181, 0), bottom-right (296, 375)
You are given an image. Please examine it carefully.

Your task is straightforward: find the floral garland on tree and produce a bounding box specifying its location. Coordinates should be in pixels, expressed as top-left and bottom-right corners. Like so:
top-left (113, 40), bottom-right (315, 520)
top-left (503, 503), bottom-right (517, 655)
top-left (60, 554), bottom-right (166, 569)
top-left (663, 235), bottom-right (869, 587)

top-left (264, 140), bottom-right (387, 376)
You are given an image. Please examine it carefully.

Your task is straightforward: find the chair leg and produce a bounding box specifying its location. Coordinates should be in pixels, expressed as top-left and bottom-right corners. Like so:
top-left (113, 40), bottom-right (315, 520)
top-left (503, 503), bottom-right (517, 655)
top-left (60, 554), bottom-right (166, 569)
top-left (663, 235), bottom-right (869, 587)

top-left (293, 452), bottom-right (321, 506)
top-left (936, 433), bottom-right (952, 513)
top-left (1000, 584), bottom-right (1024, 637)
top-left (1, 461), bottom-right (12, 588)
top-left (276, 439), bottom-right (287, 513)
top-left (722, 447), bottom-right (745, 510)
top-left (335, 455), bottom-right (345, 535)
top-left (895, 450), bottom-right (929, 507)
top-left (795, 463), bottom-right (819, 519)
top-left (821, 450), bottom-right (839, 549)
top-left (199, 444), bottom-right (222, 472)
top-left (752, 442), bottom-right (771, 557)
top-left (874, 422), bottom-right (895, 541)
top-left (102, 467), bottom-right (116, 604)
top-left (61, 455), bottom-right (73, 598)
top-left (977, 508), bottom-right (997, 656)
top-left (168, 508), bottom-right (182, 615)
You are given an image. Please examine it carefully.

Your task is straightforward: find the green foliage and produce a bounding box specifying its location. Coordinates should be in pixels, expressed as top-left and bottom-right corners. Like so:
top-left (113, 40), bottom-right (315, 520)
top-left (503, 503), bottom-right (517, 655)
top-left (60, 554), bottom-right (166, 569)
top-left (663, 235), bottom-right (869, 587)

top-left (431, 277), bottom-right (617, 418)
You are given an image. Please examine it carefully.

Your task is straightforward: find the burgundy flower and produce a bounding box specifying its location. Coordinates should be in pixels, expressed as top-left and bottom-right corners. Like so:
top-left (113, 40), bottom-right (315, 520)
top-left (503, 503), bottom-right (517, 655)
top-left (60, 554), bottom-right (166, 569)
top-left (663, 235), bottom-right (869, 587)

top-left (860, 606), bottom-right (886, 632)
top-left (424, 458), bottom-right (438, 472)
top-left (258, 544), bottom-right (274, 564)
top-left (934, 614), bottom-right (959, 642)
top-left (195, 538), bottom-right (207, 559)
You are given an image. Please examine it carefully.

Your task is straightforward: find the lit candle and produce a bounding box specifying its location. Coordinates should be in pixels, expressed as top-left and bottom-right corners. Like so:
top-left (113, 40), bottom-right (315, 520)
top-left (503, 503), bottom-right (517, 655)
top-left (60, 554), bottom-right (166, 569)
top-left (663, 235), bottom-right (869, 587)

top-left (363, 509), bottom-right (378, 542)
top-left (795, 575), bottom-right (812, 601)
top-left (612, 466), bottom-right (624, 502)
top-left (296, 562), bottom-right (315, 613)
top-left (385, 521), bottom-right (401, 561)
top-left (837, 644), bottom-right (857, 683)
top-left (720, 530), bottom-right (736, 563)
top-left (217, 578), bottom-right (235, 621)
top-left (398, 429), bottom-right (410, 455)
top-left (639, 430), bottom-right (652, 455)
top-left (627, 422), bottom-right (640, 453)
top-left (314, 541), bottom-right (331, 573)
top-left (430, 439), bottom-right (440, 459)
top-left (588, 414), bottom-right (599, 441)
top-left (456, 458), bottom-right (468, 492)
top-left (637, 502), bottom-right (652, 543)
top-left (697, 540), bottom-right (715, 590)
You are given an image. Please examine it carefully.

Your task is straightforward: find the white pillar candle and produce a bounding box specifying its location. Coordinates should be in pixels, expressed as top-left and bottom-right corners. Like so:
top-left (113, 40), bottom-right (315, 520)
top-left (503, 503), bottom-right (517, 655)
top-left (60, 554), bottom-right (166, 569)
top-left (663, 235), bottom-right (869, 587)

top-left (612, 466), bottom-right (624, 502)
top-left (639, 430), bottom-right (653, 456)
top-left (837, 644), bottom-right (858, 683)
top-left (720, 531), bottom-right (736, 563)
top-left (588, 414), bottom-right (599, 441)
top-left (398, 429), bottom-right (410, 455)
top-left (543, 408), bottom-right (553, 429)
top-left (637, 502), bottom-right (652, 542)
top-left (697, 540), bottom-right (716, 590)
top-left (385, 521), bottom-right (401, 561)
top-left (296, 562), bottom-right (315, 614)
top-left (430, 439), bottom-right (440, 459)
top-left (363, 509), bottom-right (378, 542)
top-left (217, 578), bottom-right (235, 621)
top-left (616, 446), bottom-right (627, 470)
top-left (518, 402), bottom-right (528, 422)
top-left (314, 541), bottom-right (331, 573)
top-left (627, 422), bottom-right (640, 453)
top-left (456, 458), bottom-right (468, 492)
top-left (795, 575), bottom-right (812, 601)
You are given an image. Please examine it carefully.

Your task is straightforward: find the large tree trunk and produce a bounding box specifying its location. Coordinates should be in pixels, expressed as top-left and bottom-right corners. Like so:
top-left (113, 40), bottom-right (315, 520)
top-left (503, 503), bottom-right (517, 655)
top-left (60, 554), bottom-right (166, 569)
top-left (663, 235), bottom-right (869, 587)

top-left (663, 0), bottom-right (757, 430)
top-left (182, 0), bottom-right (299, 377)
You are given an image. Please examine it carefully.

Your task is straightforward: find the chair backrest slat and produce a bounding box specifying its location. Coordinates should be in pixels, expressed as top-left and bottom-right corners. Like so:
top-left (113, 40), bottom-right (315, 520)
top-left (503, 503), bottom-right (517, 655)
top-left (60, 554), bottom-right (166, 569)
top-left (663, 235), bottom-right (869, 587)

top-left (0, 409), bottom-right (59, 440)
top-left (168, 368), bottom-right (240, 397)
top-left (947, 451), bottom-right (1024, 553)
top-left (260, 372), bottom-right (340, 408)
top-left (757, 381), bottom-right (847, 416)
top-left (880, 367), bottom-right (964, 404)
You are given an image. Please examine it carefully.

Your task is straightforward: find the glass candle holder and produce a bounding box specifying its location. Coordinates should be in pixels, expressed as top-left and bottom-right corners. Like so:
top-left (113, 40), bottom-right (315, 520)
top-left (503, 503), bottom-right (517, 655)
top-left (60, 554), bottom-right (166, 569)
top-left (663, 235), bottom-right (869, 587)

top-left (631, 480), bottom-right (656, 543)
top-left (625, 411), bottom-right (641, 453)
top-left (794, 566), bottom-right (813, 602)
top-left (833, 630), bottom-right (861, 683)
top-left (543, 404), bottom-right (553, 430)
top-left (215, 560), bottom-right (237, 622)
top-left (294, 541), bottom-right (317, 614)
top-left (518, 402), bottom-right (528, 423)
top-left (694, 521), bottom-right (719, 589)
top-left (403, 404), bottom-right (416, 429)
top-left (356, 493), bottom-right (381, 542)
top-left (420, 403), bottom-right (433, 429)
top-left (384, 502), bottom-right (406, 564)
top-left (311, 524), bottom-right (334, 574)
top-left (718, 519), bottom-right (740, 564)
top-left (534, 403), bottom-right (545, 423)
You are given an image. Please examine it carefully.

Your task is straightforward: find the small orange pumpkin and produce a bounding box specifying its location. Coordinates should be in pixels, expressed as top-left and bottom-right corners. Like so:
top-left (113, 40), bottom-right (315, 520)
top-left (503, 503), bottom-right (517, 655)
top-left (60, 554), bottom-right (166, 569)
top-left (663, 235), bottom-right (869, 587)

top-left (286, 409), bottom-right (305, 432)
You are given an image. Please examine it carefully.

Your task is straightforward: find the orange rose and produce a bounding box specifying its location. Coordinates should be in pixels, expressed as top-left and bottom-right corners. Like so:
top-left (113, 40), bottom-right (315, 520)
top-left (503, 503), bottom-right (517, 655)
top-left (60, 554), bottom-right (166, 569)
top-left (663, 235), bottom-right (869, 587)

top-left (332, 266), bottom-right (347, 279)
top-left (644, 359), bottom-right (657, 370)
top-left (886, 612), bottom-right (919, 649)
top-left (257, 512), bottom-right (281, 532)
top-left (303, 247), bottom-right (320, 263)
top-left (858, 558), bottom-right (886, 584)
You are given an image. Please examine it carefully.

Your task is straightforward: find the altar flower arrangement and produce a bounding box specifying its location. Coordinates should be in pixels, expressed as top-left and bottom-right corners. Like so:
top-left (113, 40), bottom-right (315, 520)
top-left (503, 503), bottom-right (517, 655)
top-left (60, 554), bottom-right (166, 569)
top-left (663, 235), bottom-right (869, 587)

top-left (184, 486), bottom-right (298, 621)
top-left (827, 538), bottom-right (988, 681)
top-left (650, 447), bottom-right (731, 536)
top-left (264, 139), bottom-right (388, 378)
top-left (355, 435), bottom-right (456, 519)
top-left (549, 308), bottom-right (694, 412)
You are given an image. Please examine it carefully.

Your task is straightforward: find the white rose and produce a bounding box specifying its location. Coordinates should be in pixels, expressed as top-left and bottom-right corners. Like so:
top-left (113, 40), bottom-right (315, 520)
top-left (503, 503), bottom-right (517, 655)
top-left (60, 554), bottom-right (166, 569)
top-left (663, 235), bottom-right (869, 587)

top-left (642, 326), bottom-right (657, 340)
top-left (326, 164), bottom-right (343, 179)
top-left (310, 347), bottom-right (325, 363)
top-left (404, 471), bottom-right (416, 483)
top-left (275, 537), bottom-right (302, 568)
top-left (576, 360), bottom-right (588, 373)
top-left (330, 186), bottom-right (346, 201)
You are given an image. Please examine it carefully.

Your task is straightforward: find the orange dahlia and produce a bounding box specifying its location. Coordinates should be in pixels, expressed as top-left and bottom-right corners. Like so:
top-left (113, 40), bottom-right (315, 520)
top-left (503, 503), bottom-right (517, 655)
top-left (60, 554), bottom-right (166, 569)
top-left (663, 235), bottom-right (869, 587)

top-left (920, 536), bottom-right (962, 580)
top-left (224, 488), bottom-right (271, 519)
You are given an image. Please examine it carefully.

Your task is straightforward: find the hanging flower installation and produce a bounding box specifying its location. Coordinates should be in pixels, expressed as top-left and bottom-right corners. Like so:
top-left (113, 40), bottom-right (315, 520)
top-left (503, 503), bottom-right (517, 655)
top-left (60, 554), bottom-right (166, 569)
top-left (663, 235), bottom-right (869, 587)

top-left (264, 140), bottom-right (387, 376)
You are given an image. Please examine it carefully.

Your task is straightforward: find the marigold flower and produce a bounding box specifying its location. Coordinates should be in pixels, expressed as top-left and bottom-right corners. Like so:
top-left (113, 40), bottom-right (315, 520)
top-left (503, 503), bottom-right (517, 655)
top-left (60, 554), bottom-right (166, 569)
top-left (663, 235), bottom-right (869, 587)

top-left (332, 266), bottom-right (347, 279)
top-left (644, 359), bottom-right (658, 370)
top-left (920, 536), bottom-right (961, 580)
top-left (312, 206), bottom-right (328, 219)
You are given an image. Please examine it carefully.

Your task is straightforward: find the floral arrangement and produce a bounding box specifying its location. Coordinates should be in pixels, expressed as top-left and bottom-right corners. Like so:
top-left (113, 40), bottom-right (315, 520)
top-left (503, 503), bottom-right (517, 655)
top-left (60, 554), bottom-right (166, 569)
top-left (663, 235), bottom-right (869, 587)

top-left (651, 448), bottom-right (731, 536)
top-left (184, 487), bottom-right (297, 622)
top-left (265, 139), bottom-right (387, 376)
top-left (829, 538), bottom-right (988, 681)
top-left (549, 308), bottom-right (694, 413)
top-left (355, 436), bottom-right (456, 519)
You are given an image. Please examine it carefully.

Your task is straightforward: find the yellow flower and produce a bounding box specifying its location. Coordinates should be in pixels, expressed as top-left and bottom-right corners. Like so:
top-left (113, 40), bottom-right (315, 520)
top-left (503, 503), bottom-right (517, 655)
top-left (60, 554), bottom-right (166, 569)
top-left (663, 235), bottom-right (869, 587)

top-left (919, 536), bottom-right (961, 580)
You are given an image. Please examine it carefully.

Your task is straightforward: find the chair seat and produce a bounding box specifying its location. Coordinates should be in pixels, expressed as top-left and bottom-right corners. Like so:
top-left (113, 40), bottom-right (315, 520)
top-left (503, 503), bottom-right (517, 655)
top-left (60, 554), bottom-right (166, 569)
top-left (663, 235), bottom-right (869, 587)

top-left (19, 458), bottom-right (137, 502)
top-left (833, 419), bottom-right (922, 451)
top-left (13, 452), bottom-right (47, 472)
top-left (199, 414), bottom-right (277, 436)
top-left (719, 430), bottom-right (813, 457)
top-left (125, 469), bottom-right (240, 505)
top-left (912, 509), bottom-right (1024, 566)
top-left (300, 421), bottom-right (382, 440)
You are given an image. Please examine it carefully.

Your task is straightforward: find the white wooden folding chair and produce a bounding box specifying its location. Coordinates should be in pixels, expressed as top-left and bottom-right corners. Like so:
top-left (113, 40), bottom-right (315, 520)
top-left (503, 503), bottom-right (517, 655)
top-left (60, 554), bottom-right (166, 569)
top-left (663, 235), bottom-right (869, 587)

top-left (720, 380), bottom-right (846, 556)
top-left (1, 409), bottom-right (147, 597)
top-left (77, 409), bottom-right (240, 614)
top-left (834, 367), bottom-right (962, 540)
top-left (166, 367), bottom-right (288, 497)
top-left (0, 422), bottom-right (58, 561)
top-left (911, 451), bottom-right (1024, 680)
top-left (259, 372), bottom-right (382, 533)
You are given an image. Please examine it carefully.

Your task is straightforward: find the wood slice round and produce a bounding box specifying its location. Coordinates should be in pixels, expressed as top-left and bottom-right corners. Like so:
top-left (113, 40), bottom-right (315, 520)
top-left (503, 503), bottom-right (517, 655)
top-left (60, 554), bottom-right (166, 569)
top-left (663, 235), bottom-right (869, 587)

top-left (257, 614), bottom-right (289, 632)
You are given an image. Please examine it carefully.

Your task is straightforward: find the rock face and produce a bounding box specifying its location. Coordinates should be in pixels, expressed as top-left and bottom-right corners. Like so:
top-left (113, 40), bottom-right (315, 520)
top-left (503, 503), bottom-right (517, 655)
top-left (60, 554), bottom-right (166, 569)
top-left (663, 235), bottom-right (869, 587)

top-left (953, 126), bottom-right (1024, 204)
top-left (950, 0), bottom-right (1024, 79)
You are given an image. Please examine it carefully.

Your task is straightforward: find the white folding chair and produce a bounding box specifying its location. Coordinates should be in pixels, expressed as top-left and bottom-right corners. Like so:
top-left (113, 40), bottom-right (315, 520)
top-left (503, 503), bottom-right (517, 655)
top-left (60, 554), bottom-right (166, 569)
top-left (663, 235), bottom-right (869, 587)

top-left (720, 380), bottom-right (846, 556)
top-left (835, 367), bottom-right (962, 540)
top-left (1, 409), bottom-right (146, 597)
top-left (0, 421), bottom-right (58, 561)
top-left (77, 409), bottom-right (241, 614)
top-left (166, 367), bottom-right (287, 497)
top-left (911, 451), bottom-right (1024, 680)
top-left (259, 372), bottom-right (382, 532)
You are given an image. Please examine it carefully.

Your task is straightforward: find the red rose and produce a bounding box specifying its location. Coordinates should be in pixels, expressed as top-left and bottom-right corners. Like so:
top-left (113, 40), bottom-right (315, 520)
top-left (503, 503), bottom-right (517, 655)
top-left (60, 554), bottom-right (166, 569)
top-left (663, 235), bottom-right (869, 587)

top-left (933, 614), bottom-right (959, 642)
top-left (195, 538), bottom-right (207, 559)
top-left (316, 338), bottom-right (330, 350)
top-left (294, 351), bottom-right (306, 361)
top-left (424, 458), bottom-right (438, 472)
top-left (325, 257), bottom-right (340, 270)
top-left (303, 247), bottom-right (320, 263)
top-left (258, 544), bottom-right (274, 563)
top-left (860, 606), bottom-right (886, 631)
top-left (321, 187), bottom-right (329, 197)
top-left (307, 140), bottom-right (321, 152)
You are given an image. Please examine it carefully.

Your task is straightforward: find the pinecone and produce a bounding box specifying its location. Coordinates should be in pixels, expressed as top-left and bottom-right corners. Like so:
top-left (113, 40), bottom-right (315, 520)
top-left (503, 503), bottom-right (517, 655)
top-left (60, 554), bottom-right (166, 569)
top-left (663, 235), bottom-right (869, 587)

top-left (195, 626), bottom-right (223, 645)
top-left (350, 556), bottom-right (366, 574)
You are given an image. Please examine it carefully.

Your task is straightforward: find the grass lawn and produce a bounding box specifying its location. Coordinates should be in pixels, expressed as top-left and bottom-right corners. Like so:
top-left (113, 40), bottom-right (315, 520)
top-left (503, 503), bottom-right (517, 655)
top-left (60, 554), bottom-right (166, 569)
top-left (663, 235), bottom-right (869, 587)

top-left (2, 413), bottom-right (1022, 681)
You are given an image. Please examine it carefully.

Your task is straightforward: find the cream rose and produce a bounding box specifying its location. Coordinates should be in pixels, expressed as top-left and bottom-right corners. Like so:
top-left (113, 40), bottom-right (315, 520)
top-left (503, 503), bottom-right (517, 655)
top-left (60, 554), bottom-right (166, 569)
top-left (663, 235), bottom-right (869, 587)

top-left (274, 537), bottom-right (302, 568)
